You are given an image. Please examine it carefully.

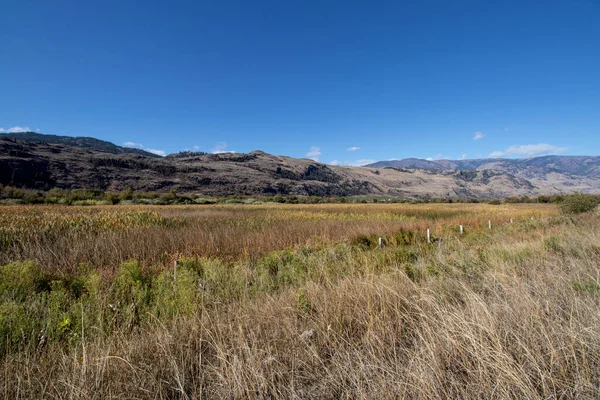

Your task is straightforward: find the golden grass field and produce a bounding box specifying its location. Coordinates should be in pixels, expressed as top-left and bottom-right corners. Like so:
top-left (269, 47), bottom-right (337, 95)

top-left (2, 203), bottom-right (600, 398)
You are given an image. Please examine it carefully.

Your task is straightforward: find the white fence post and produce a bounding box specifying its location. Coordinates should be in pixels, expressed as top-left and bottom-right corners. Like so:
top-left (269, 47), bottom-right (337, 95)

top-left (488, 220), bottom-right (492, 230)
top-left (378, 237), bottom-right (382, 248)
top-left (427, 229), bottom-right (431, 244)
top-left (460, 225), bottom-right (464, 234)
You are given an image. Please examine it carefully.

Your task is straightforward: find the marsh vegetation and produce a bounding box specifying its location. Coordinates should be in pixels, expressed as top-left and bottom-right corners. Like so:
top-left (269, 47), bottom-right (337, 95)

top-left (1, 203), bottom-right (600, 398)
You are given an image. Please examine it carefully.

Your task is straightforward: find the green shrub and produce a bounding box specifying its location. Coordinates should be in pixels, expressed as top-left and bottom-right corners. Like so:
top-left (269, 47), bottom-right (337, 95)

top-left (111, 260), bottom-right (151, 329)
top-left (257, 250), bottom-right (306, 291)
top-left (559, 193), bottom-right (600, 214)
top-left (0, 300), bottom-right (42, 351)
top-left (106, 192), bottom-right (121, 204)
top-left (120, 188), bottom-right (134, 201)
top-left (151, 262), bottom-right (201, 318)
top-left (0, 261), bottom-right (47, 301)
top-left (295, 287), bottom-right (312, 315)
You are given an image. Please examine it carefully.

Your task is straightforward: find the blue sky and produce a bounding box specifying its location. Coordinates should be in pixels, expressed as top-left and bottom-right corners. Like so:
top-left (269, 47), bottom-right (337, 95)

top-left (1, 0), bottom-right (599, 164)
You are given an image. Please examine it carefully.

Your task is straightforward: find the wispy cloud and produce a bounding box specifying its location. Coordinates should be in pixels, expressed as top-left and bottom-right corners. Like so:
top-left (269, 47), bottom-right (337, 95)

top-left (123, 141), bottom-right (166, 156)
top-left (193, 145), bottom-right (200, 151)
top-left (146, 148), bottom-right (166, 156)
top-left (350, 159), bottom-right (375, 166)
top-left (306, 146), bottom-right (321, 161)
top-left (346, 146), bottom-right (360, 152)
top-left (460, 153), bottom-right (468, 160)
top-left (327, 159), bottom-right (375, 166)
top-left (489, 143), bottom-right (566, 158)
top-left (0, 125), bottom-right (31, 133)
top-left (473, 131), bottom-right (485, 140)
top-left (123, 141), bottom-right (143, 148)
top-left (211, 142), bottom-right (236, 154)
top-left (426, 153), bottom-right (446, 161)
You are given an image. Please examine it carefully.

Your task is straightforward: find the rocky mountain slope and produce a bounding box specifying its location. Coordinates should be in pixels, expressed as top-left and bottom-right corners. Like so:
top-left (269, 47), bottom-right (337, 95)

top-left (1, 132), bottom-right (160, 158)
top-left (1, 132), bottom-right (597, 198)
top-left (367, 157), bottom-right (600, 195)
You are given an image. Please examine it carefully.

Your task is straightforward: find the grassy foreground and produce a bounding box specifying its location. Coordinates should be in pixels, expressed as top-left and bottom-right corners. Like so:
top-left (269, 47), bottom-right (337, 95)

top-left (1, 203), bottom-right (600, 398)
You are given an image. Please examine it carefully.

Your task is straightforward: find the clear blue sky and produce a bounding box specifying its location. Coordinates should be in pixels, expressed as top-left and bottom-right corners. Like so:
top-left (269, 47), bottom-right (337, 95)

top-left (1, 0), bottom-right (599, 164)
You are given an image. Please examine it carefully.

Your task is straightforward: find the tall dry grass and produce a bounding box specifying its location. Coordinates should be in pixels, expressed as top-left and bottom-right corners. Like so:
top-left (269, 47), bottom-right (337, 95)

top-left (1, 203), bottom-right (553, 273)
top-left (3, 203), bottom-right (599, 399)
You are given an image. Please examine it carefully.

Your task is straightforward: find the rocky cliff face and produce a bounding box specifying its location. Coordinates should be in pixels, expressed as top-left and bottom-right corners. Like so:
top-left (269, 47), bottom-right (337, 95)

top-left (1, 132), bottom-right (597, 198)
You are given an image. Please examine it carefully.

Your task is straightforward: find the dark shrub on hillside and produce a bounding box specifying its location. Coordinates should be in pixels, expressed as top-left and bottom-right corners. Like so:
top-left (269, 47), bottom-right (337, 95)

top-left (560, 193), bottom-right (600, 214)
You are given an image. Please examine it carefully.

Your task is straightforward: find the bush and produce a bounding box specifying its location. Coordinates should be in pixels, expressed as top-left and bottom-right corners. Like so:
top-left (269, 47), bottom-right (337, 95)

top-left (106, 192), bottom-right (121, 204)
top-left (0, 261), bottom-right (46, 302)
top-left (559, 193), bottom-right (600, 215)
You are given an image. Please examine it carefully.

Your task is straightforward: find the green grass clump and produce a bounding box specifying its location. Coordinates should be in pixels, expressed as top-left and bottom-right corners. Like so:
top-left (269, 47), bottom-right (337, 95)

top-left (0, 260), bottom-right (46, 301)
top-left (573, 278), bottom-right (600, 294)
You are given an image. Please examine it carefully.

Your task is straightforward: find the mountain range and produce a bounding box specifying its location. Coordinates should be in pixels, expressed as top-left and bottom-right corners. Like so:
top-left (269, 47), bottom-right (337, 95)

top-left (1, 132), bottom-right (599, 198)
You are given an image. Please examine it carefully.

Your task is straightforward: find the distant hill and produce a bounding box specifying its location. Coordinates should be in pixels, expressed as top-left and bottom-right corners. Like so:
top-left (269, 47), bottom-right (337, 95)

top-left (1, 132), bottom-right (598, 198)
top-left (367, 157), bottom-right (600, 195)
top-left (1, 132), bottom-right (161, 158)
top-left (366, 156), bottom-right (600, 177)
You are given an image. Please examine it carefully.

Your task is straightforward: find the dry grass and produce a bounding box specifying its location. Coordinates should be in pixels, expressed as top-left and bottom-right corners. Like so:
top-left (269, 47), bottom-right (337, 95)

top-left (3, 203), bottom-right (600, 399)
top-left (1, 203), bottom-right (552, 272)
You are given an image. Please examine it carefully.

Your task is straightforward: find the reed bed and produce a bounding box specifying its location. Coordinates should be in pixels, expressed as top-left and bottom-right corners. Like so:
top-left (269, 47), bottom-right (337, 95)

top-left (4, 203), bottom-right (598, 399)
top-left (1, 203), bottom-right (553, 273)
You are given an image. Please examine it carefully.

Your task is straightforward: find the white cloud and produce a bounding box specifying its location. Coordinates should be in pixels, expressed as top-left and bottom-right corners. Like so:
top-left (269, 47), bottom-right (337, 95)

top-left (146, 148), bottom-right (166, 156)
top-left (460, 153), bottom-right (468, 160)
top-left (346, 146), bottom-right (360, 152)
top-left (211, 142), bottom-right (236, 154)
top-left (473, 131), bottom-right (485, 140)
top-left (349, 159), bottom-right (375, 166)
top-left (426, 153), bottom-right (446, 161)
top-left (123, 141), bottom-right (143, 148)
top-left (123, 141), bottom-right (165, 156)
top-left (0, 125), bottom-right (31, 133)
top-left (305, 146), bottom-right (321, 161)
top-left (489, 143), bottom-right (566, 158)
top-left (193, 145), bottom-right (200, 151)
top-left (328, 159), bottom-right (376, 167)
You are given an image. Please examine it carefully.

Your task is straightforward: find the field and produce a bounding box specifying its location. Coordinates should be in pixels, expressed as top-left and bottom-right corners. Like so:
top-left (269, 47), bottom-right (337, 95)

top-left (2, 203), bottom-right (600, 398)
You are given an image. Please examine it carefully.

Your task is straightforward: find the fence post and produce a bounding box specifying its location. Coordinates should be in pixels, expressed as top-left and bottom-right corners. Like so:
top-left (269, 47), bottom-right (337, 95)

top-left (427, 229), bottom-right (431, 244)
top-left (378, 237), bottom-right (382, 248)
top-left (460, 225), bottom-right (464, 234)
top-left (488, 220), bottom-right (492, 230)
